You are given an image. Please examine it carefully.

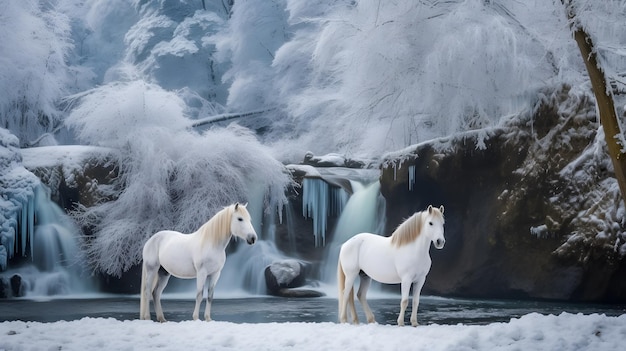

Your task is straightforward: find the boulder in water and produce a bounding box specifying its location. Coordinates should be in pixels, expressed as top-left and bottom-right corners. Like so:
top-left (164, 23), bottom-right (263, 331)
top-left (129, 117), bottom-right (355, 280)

top-left (10, 274), bottom-right (25, 297)
top-left (265, 260), bottom-right (316, 296)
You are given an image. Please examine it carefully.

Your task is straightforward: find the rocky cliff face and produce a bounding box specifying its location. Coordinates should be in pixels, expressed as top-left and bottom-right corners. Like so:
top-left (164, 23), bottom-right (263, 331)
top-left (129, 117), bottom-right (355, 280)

top-left (380, 87), bottom-right (626, 302)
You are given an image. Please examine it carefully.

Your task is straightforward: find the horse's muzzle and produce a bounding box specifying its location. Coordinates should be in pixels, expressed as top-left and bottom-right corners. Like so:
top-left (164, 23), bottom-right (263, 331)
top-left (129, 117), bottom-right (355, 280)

top-left (246, 234), bottom-right (257, 245)
top-left (434, 238), bottom-right (445, 249)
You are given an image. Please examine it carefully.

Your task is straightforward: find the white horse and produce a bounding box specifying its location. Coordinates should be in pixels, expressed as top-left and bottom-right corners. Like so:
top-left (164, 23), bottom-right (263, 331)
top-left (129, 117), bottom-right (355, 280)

top-left (337, 205), bottom-right (445, 326)
top-left (139, 203), bottom-right (257, 322)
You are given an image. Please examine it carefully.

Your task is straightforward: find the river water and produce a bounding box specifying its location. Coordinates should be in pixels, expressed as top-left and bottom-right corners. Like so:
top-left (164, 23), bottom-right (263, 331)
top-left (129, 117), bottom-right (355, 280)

top-left (1, 295), bottom-right (624, 325)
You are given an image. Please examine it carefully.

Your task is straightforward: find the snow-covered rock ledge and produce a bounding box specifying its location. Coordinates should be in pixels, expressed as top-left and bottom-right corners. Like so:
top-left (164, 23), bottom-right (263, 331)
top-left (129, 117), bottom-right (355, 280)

top-left (379, 88), bottom-right (626, 302)
top-left (20, 145), bottom-right (117, 211)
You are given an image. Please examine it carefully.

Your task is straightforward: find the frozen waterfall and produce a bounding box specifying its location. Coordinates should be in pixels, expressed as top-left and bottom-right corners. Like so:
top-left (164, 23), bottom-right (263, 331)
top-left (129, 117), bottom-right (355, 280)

top-left (0, 185), bottom-right (96, 297)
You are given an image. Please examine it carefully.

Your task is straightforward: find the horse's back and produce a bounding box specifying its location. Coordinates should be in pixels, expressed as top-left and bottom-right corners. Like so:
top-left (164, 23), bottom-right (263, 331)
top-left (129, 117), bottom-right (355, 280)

top-left (339, 233), bottom-right (403, 284)
top-left (142, 230), bottom-right (187, 263)
top-left (339, 233), bottom-right (390, 267)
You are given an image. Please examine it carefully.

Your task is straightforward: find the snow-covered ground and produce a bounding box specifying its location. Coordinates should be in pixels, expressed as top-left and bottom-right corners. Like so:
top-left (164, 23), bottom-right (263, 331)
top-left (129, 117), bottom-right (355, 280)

top-left (1, 312), bottom-right (624, 351)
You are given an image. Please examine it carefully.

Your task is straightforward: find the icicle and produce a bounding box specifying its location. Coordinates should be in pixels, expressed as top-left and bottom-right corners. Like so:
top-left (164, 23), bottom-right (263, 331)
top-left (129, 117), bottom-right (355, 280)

top-left (28, 189), bottom-right (36, 260)
top-left (302, 178), bottom-right (329, 247)
top-left (302, 178), bottom-right (350, 247)
top-left (408, 165), bottom-right (416, 191)
top-left (20, 198), bottom-right (28, 257)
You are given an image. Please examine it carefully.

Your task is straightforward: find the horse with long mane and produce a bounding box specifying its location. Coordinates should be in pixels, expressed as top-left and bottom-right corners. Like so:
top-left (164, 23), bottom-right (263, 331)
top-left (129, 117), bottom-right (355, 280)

top-left (337, 205), bottom-right (445, 326)
top-left (139, 203), bottom-right (257, 322)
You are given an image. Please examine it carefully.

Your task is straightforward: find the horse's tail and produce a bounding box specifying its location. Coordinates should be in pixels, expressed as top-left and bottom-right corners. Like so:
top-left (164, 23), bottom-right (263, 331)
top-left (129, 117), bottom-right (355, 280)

top-left (337, 258), bottom-right (344, 321)
top-left (338, 243), bottom-right (359, 323)
top-left (337, 256), bottom-right (357, 322)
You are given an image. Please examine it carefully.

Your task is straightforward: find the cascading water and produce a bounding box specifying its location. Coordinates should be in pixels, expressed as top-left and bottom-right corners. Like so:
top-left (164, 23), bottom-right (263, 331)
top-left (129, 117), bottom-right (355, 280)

top-left (215, 181), bottom-right (290, 296)
top-left (321, 181), bottom-right (386, 285)
top-left (163, 167), bottom-right (386, 297)
top-left (0, 184), bottom-right (96, 298)
top-left (167, 181), bottom-right (292, 297)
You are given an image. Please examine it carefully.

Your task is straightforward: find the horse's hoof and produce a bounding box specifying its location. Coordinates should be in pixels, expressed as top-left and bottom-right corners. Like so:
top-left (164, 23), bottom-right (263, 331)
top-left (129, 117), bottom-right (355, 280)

top-left (157, 318), bottom-right (167, 323)
top-left (397, 321), bottom-right (405, 326)
top-left (411, 322), bottom-right (419, 327)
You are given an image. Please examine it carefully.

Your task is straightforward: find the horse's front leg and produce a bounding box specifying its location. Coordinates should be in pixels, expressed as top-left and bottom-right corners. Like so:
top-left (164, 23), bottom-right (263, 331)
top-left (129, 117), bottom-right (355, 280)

top-left (397, 280), bottom-right (411, 326)
top-left (193, 273), bottom-right (208, 321)
top-left (204, 272), bottom-right (220, 321)
top-left (410, 278), bottom-right (426, 327)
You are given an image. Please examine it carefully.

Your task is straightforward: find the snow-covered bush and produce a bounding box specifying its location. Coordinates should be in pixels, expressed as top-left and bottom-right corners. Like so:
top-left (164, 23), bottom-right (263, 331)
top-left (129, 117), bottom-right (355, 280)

top-left (65, 81), bottom-right (292, 276)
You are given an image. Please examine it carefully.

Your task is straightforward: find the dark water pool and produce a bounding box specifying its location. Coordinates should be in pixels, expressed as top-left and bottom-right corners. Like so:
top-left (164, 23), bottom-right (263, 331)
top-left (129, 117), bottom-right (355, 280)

top-left (1, 295), bottom-right (625, 325)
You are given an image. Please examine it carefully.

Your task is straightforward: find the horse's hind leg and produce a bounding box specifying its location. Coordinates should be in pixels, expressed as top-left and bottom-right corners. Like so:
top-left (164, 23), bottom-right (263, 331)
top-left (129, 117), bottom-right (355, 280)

top-left (153, 267), bottom-right (171, 323)
top-left (340, 272), bottom-right (359, 324)
top-left (140, 263), bottom-right (158, 320)
top-left (357, 273), bottom-right (375, 324)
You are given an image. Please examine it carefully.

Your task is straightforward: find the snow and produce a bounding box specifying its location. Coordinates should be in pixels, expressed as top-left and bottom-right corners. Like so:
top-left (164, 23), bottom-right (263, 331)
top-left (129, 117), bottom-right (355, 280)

top-left (1, 313), bottom-right (625, 351)
top-left (20, 145), bottom-right (112, 170)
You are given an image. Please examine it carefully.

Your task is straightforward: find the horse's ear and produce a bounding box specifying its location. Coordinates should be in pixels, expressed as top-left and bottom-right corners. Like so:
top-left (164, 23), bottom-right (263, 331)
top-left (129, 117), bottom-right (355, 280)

top-left (235, 202), bottom-right (239, 210)
top-left (427, 205), bottom-right (433, 214)
top-left (243, 202), bottom-right (248, 207)
top-left (439, 205), bottom-right (444, 214)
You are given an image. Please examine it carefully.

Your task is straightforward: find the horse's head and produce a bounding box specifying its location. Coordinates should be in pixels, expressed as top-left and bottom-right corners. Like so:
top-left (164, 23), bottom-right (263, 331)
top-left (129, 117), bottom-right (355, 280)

top-left (230, 203), bottom-right (257, 245)
top-left (424, 205), bottom-right (445, 249)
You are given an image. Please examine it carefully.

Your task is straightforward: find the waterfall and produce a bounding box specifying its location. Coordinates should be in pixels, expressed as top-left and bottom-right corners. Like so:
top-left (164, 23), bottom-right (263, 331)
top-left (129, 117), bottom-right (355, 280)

top-left (0, 184), bottom-right (96, 298)
top-left (161, 167), bottom-right (385, 297)
top-left (165, 181), bottom-right (291, 297)
top-left (321, 181), bottom-right (386, 285)
top-left (216, 241), bottom-right (286, 296)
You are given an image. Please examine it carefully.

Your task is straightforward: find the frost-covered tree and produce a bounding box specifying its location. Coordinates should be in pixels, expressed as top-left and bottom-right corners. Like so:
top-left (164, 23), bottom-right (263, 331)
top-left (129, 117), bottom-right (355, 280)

top-left (121, 0), bottom-right (232, 118)
top-left (0, 1), bottom-right (77, 146)
top-left (65, 80), bottom-right (292, 276)
top-left (213, 0), bottom-right (577, 160)
top-left (561, 0), bottom-right (626, 206)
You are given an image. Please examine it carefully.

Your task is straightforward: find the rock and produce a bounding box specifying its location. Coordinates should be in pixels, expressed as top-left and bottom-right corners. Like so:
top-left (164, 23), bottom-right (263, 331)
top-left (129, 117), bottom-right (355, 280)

top-left (0, 277), bottom-right (7, 298)
top-left (265, 260), bottom-right (307, 295)
top-left (379, 87), bottom-right (626, 302)
top-left (274, 288), bottom-right (326, 298)
top-left (0, 245), bottom-right (7, 272)
top-left (303, 151), bottom-right (369, 169)
top-left (10, 274), bottom-right (24, 297)
top-left (21, 145), bottom-right (118, 214)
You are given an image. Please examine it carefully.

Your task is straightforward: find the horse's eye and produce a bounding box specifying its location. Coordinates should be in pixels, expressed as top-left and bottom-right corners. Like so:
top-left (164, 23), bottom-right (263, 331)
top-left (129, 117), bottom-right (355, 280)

top-left (429, 221), bottom-right (433, 226)
top-left (238, 217), bottom-right (243, 222)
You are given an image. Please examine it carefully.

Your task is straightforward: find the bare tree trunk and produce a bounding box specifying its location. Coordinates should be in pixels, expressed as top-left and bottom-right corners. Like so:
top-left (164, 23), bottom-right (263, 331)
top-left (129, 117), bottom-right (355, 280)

top-left (563, 0), bottom-right (626, 206)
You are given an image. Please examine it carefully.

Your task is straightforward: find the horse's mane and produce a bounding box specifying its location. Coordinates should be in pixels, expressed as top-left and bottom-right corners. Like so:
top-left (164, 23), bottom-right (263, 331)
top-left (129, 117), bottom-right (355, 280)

top-left (390, 207), bottom-right (443, 247)
top-left (197, 205), bottom-right (235, 246)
